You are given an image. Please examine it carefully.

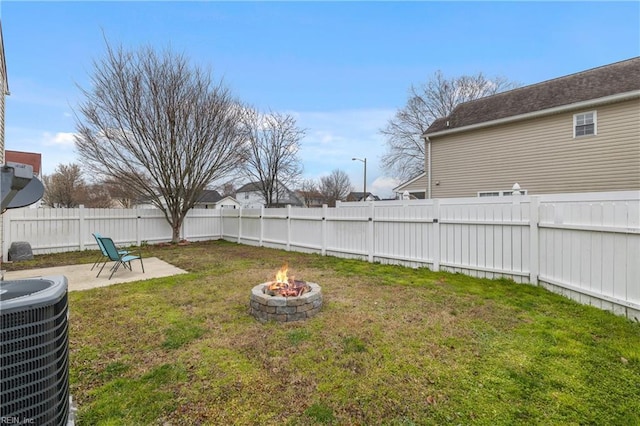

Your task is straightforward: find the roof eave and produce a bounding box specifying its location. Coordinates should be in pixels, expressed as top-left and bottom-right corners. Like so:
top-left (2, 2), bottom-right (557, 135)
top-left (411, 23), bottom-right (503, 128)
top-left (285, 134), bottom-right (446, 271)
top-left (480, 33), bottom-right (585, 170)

top-left (424, 90), bottom-right (640, 139)
top-left (0, 21), bottom-right (9, 95)
top-left (393, 172), bottom-right (427, 192)
top-left (219, 196), bottom-right (239, 203)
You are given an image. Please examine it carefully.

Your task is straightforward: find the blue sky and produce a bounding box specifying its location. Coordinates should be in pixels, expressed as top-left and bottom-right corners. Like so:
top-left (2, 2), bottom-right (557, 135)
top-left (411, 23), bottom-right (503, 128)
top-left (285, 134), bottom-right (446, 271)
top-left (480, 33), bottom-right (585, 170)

top-left (2, 1), bottom-right (639, 198)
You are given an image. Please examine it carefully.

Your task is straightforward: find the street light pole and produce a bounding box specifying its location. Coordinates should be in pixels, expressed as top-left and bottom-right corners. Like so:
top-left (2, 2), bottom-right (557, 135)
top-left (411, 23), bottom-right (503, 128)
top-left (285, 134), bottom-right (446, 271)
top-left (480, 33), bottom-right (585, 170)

top-left (352, 157), bottom-right (367, 201)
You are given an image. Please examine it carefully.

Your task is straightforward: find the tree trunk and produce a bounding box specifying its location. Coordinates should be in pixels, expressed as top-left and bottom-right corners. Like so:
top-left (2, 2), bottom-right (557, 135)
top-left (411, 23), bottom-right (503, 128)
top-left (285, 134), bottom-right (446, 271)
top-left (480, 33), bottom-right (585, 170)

top-left (172, 223), bottom-right (181, 244)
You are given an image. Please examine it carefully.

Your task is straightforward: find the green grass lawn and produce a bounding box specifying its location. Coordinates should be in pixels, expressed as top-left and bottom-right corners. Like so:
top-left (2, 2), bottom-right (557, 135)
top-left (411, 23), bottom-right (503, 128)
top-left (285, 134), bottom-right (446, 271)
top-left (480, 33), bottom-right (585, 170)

top-left (6, 240), bottom-right (639, 425)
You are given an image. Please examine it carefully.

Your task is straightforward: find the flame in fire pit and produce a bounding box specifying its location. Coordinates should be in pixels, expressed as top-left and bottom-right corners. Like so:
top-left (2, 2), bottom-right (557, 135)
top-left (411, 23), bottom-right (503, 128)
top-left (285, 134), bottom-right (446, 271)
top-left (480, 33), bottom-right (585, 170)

top-left (266, 263), bottom-right (310, 297)
top-left (275, 263), bottom-right (290, 284)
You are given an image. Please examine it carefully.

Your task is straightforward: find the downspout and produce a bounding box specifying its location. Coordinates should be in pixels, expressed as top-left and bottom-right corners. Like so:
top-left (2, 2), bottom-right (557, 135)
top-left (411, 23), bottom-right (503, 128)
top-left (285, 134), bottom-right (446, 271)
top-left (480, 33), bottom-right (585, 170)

top-left (424, 135), bottom-right (432, 199)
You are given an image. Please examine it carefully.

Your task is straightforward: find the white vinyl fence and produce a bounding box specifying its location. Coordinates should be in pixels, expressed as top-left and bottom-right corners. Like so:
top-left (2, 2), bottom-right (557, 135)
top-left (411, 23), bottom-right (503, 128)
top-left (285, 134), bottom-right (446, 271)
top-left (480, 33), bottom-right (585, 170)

top-left (2, 207), bottom-right (222, 255)
top-left (3, 191), bottom-right (639, 320)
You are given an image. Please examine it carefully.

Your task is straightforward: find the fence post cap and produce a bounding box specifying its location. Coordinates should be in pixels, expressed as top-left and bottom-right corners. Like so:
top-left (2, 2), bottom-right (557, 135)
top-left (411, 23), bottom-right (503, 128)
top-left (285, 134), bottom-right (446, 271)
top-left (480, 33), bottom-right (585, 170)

top-left (512, 183), bottom-right (522, 195)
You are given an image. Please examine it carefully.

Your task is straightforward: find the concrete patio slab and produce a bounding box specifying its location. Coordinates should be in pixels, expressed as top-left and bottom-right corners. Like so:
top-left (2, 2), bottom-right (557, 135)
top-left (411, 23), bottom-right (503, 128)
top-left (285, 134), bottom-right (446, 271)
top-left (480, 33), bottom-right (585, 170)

top-left (3, 257), bottom-right (188, 292)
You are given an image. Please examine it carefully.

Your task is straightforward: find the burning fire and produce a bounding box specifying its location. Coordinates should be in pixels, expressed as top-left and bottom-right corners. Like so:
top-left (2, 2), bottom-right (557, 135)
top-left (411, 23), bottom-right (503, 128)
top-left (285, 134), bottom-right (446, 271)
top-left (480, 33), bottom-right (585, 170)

top-left (266, 263), bottom-right (310, 297)
top-left (275, 263), bottom-right (290, 284)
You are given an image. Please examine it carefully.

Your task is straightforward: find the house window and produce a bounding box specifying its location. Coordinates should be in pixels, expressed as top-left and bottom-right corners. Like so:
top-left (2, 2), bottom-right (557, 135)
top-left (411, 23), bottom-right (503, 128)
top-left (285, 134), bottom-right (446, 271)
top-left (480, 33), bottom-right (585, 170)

top-left (574, 111), bottom-right (596, 137)
top-left (502, 190), bottom-right (527, 196)
top-left (478, 189), bottom-right (527, 197)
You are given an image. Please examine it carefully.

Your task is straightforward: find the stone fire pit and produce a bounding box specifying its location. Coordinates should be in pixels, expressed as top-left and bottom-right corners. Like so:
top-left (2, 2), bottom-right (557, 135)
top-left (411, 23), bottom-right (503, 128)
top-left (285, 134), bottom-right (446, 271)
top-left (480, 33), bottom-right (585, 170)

top-left (250, 282), bottom-right (322, 323)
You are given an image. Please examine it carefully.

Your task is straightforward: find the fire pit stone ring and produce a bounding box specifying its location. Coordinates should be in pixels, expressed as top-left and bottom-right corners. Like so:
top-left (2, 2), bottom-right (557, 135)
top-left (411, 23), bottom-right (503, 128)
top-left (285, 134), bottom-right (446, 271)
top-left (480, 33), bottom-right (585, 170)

top-left (250, 282), bottom-right (322, 323)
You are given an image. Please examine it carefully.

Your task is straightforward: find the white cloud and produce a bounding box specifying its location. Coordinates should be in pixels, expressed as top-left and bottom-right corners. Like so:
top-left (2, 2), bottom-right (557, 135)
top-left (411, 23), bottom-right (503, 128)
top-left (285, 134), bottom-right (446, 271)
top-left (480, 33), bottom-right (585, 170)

top-left (42, 132), bottom-right (76, 147)
top-left (7, 108), bottom-right (402, 194)
top-left (5, 126), bottom-right (79, 175)
top-left (370, 176), bottom-right (402, 199)
top-left (289, 108), bottom-right (397, 196)
top-left (311, 130), bottom-right (337, 144)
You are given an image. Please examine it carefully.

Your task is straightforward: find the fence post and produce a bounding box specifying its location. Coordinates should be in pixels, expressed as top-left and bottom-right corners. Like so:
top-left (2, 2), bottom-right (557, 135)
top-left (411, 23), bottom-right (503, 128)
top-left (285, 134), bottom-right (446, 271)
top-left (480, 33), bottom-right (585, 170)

top-left (259, 206), bottom-right (264, 247)
top-left (432, 199), bottom-right (440, 272)
top-left (237, 207), bottom-right (242, 244)
top-left (78, 206), bottom-right (85, 251)
top-left (368, 202), bottom-right (375, 262)
top-left (529, 196), bottom-right (540, 285)
top-left (286, 205), bottom-right (291, 251)
top-left (321, 204), bottom-right (327, 256)
top-left (219, 208), bottom-right (224, 240)
top-left (136, 209), bottom-right (142, 246)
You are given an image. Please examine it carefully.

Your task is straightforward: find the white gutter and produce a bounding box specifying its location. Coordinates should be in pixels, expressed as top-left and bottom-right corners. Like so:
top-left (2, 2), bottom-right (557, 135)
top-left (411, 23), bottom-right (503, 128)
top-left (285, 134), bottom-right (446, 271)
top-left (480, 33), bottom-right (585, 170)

top-left (425, 90), bottom-right (640, 138)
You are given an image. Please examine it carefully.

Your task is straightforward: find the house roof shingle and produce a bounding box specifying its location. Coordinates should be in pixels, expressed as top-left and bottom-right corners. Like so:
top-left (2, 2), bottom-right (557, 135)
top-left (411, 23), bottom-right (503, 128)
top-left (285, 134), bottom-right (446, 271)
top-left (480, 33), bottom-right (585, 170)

top-left (348, 191), bottom-right (380, 202)
top-left (236, 182), bottom-right (263, 193)
top-left (197, 189), bottom-right (223, 203)
top-left (426, 57), bottom-right (640, 135)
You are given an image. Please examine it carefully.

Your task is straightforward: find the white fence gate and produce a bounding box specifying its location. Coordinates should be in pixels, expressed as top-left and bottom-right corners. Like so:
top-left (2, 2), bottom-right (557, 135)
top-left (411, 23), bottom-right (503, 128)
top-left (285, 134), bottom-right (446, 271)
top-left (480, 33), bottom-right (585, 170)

top-left (3, 191), bottom-right (639, 320)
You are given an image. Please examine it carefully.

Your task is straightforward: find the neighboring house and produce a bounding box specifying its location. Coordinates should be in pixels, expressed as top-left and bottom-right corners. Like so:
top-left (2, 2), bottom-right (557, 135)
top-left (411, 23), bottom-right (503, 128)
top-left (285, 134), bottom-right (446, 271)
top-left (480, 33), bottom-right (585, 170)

top-left (236, 181), bottom-right (304, 208)
top-left (395, 57), bottom-right (640, 199)
top-left (394, 174), bottom-right (427, 199)
top-left (5, 150), bottom-right (41, 177)
top-left (133, 189), bottom-right (239, 210)
top-left (194, 189), bottom-right (240, 209)
top-left (296, 190), bottom-right (325, 207)
top-left (347, 191), bottom-right (380, 202)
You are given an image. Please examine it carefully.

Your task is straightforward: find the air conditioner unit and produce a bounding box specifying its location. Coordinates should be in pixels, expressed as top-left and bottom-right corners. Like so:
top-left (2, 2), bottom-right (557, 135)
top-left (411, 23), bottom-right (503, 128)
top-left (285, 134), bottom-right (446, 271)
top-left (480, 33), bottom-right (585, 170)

top-left (1, 276), bottom-right (70, 425)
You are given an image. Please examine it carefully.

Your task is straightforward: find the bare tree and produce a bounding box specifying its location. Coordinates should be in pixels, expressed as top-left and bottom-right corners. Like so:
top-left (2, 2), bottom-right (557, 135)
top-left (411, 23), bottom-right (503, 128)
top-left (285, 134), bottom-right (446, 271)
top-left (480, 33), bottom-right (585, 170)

top-left (215, 181), bottom-right (237, 198)
top-left (41, 163), bottom-right (87, 208)
top-left (77, 183), bottom-right (114, 208)
top-left (240, 108), bottom-right (305, 207)
top-left (75, 42), bottom-right (245, 242)
top-left (381, 71), bottom-right (519, 180)
top-left (298, 178), bottom-right (321, 207)
top-left (103, 179), bottom-right (134, 208)
top-left (319, 169), bottom-right (352, 207)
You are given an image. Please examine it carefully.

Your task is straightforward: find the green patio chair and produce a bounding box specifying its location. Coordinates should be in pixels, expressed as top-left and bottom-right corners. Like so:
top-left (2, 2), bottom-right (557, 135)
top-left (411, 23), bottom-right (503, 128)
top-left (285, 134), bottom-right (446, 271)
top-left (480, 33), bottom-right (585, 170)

top-left (96, 236), bottom-right (144, 280)
top-left (91, 232), bottom-right (129, 271)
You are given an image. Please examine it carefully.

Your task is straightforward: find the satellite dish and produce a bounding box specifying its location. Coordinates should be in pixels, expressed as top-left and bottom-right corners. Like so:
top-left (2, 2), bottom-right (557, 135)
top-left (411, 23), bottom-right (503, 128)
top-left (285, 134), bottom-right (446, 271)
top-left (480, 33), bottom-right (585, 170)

top-left (1, 163), bottom-right (45, 211)
top-left (5, 176), bottom-right (45, 209)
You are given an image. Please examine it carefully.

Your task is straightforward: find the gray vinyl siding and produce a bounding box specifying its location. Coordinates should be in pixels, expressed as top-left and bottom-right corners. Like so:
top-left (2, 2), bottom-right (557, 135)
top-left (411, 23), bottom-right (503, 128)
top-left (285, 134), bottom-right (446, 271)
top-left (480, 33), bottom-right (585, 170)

top-left (397, 174), bottom-right (428, 196)
top-left (0, 25), bottom-right (5, 163)
top-left (430, 99), bottom-right (640, 198)
top-left (0, 92), bottom-right (5, 160)
top-left (0, 61), bottom-right (4, 160)
top-left (1, 40), bottom-right (5, 253)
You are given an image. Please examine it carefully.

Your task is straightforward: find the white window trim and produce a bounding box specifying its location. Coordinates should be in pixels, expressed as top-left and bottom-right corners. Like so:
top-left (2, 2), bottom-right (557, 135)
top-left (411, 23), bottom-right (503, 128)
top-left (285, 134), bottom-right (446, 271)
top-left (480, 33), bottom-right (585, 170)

top-left (478, 189), bottom-right (528, 197)
top-left (573, 110), bottom-right (597, 138)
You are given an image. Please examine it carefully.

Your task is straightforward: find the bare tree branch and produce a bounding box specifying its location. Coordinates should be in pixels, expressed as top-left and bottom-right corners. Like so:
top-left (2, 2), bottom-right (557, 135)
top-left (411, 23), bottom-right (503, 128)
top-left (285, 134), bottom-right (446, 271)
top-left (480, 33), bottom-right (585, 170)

top-left (41, 163), bottom-right (87, 208)
top-left (239, 108), bottom-right (305, 207)
top-left (298, 178), bottom-right (320, 207)
top-left (75, 42), bottom-right (245, 241)
top-left (381, 70), bottom-right (519, 180)
top-left (319, 169), bottom-right (352, 207)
